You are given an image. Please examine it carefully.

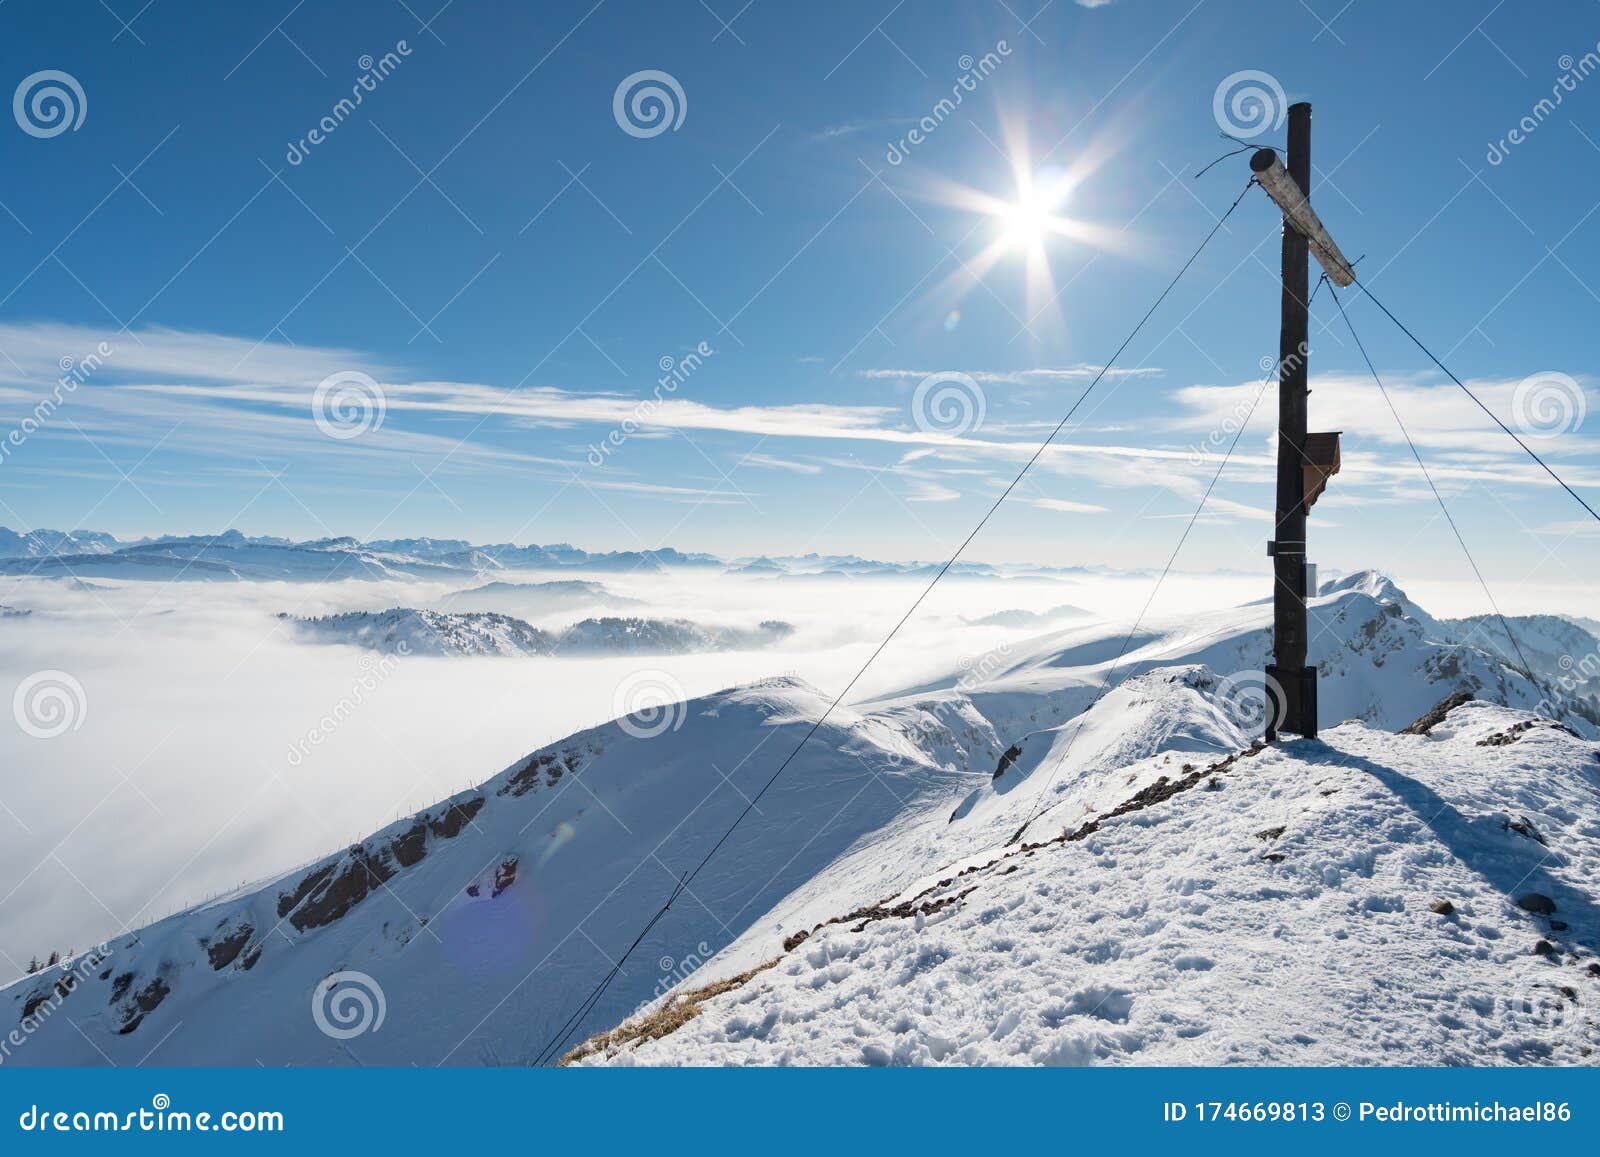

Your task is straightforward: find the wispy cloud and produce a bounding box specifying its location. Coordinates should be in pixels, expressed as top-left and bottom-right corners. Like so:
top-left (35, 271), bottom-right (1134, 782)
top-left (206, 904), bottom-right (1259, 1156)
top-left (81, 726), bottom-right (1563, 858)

top-left (5, 323), bottom-right (1592, 513)
top-left (1032, 496), bottom-right (1109, 514)
top-left (740, 452), bottom-right (823, 474)
top-left (1174, 372), bottom-right (1599, 458)
top-left (1145, 494), bottom-right (1273, 523)
top-left (0, 321), bottom-right (391, 388)
top-left (1533, 519), bottom-right (1600, 537)
top-left (905, 479), bottom-right (962, 503)
top-left (1172, 372), bottom-right (1600, 494)
top-left (862, 365), bottom-right (1162, 384)
top-left (804, 117), bottom-right (915, 143)
top-left (124, 373), bottom-right (1598, 495)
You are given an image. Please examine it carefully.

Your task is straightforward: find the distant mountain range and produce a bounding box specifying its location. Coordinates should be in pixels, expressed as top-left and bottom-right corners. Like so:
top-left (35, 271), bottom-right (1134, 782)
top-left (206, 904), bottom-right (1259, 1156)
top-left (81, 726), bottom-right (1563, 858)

top-left (438, 579), bottom-right (644, 615)
top-left (963, 603), bottom-right (1091, 628)
top-left (0, 526), bottom-right (1159, 583)
top-left (281, 609), bottom-right (796, 657)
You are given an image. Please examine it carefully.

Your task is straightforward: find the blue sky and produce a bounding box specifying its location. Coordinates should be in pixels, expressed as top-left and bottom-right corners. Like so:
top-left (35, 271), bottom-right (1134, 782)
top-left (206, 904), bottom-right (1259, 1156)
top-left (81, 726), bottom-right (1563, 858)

top-left (0, 0), bottom-right (1597, 591)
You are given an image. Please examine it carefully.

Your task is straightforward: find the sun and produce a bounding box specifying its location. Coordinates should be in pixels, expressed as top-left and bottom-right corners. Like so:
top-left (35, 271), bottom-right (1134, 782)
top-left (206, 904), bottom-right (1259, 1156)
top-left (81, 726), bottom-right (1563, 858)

top-left (997, 191), bottom-right (1053, 251)
top-left (899, 113), bottom-right (1134, 333)
top-left (991, 168), bottom-right (1075, 255)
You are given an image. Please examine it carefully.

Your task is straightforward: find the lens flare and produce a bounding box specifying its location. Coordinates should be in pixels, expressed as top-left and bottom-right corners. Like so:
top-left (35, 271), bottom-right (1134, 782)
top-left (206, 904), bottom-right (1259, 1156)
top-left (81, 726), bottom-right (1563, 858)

top-left (993, 168), bottom-right (1073, 253)
top-left (898, 114), bottom-right (1132, 336)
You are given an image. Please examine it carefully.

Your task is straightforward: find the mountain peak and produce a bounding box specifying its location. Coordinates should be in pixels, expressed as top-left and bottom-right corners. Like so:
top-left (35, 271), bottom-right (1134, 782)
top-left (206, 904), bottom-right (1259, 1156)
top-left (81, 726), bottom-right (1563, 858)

top-left (1319, 568), bottom-right (1407, 604)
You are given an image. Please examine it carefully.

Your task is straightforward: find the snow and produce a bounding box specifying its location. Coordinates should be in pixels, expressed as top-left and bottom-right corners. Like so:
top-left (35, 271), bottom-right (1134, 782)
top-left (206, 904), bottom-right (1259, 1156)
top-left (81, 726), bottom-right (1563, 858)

top-left (588, 700), bottom-right (1600, 1066)
top-left (5, 566), bottom-right (1598, 1067)
top-left (0, 678), bottom-right (973, 1065)
top-left (874, 571), bottom-right (1598, 751)
top-left (0, 528), bottom-right (118, 559)
top-left (281, 609), bottom-right (796, 657)
top-left (0, 540), bottom-right (463, 583)
top-left (283, 608), bottom-right (556, 656)
top-left (1445, 612), bottom-right (1600, 720)
top-left (555, 617), bottom-right (794, 654)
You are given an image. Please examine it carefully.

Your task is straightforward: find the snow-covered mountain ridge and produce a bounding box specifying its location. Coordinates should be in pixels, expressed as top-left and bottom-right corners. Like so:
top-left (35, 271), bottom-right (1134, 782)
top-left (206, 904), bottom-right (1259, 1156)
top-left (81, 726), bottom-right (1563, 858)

top-left (280, 609), bottom-right (796, 657)
top-left (1445, 612), bottom-right (1600, 720)
top-left (5, 571), bottom-right (1597, 1066)
top-left (582, 699), bottom-right (1600, 1066)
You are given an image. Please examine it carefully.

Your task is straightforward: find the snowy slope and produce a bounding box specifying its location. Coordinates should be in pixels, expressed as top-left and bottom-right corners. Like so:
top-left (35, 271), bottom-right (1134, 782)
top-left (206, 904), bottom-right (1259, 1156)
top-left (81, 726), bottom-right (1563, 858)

top-left (1, 679), bottom-right (974, 1065)
top-left (583, 699), bottom-right (1600, 1066)
top-left (654, 666), bottom-right (1256, 996)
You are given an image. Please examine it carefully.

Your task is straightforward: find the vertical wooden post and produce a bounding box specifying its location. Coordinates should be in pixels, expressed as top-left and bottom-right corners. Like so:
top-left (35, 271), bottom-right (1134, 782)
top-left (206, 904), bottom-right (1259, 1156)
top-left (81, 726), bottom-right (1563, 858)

top-left (1266, 101), bottom-right (1317, 740)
